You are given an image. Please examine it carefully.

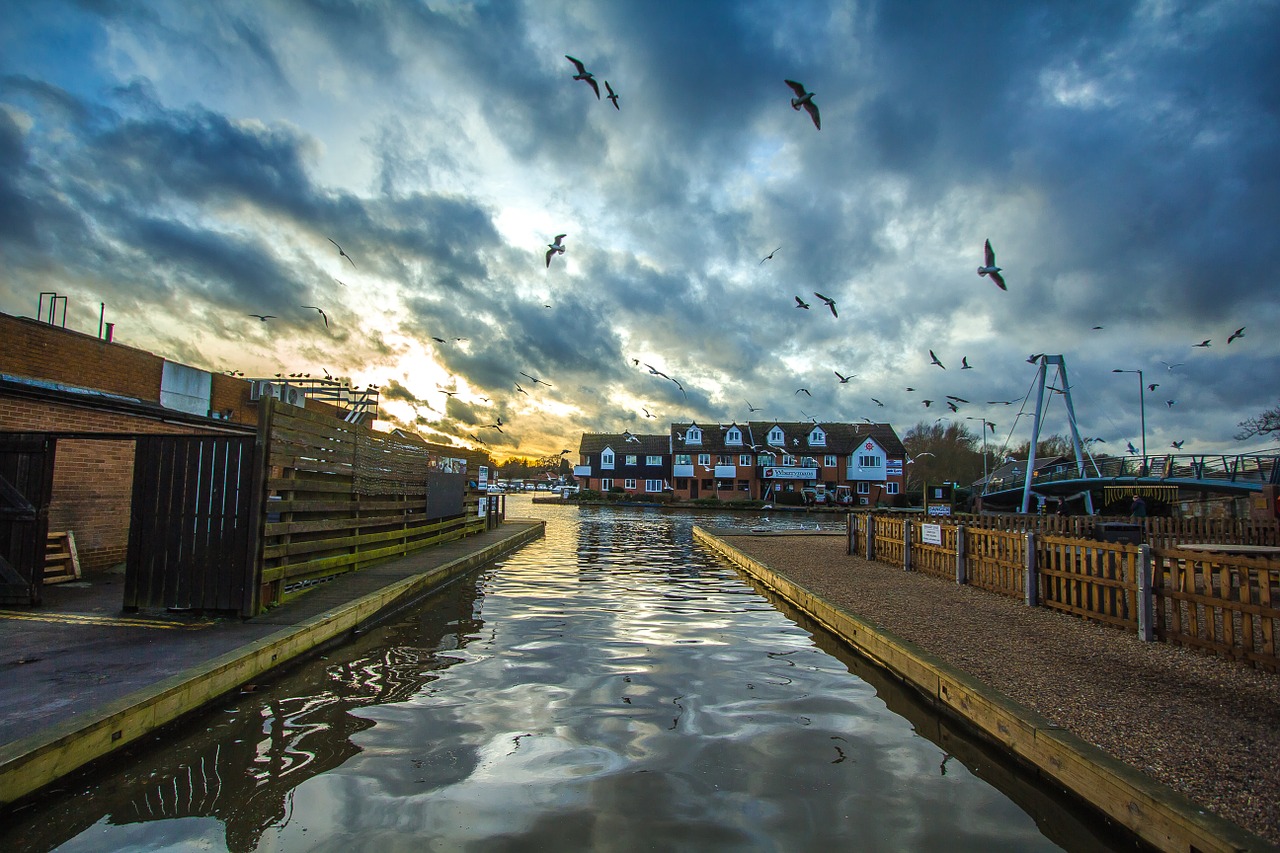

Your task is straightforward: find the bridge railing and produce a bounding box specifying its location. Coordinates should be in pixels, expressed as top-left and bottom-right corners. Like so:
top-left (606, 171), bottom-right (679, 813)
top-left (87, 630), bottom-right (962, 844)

top-left (849, 514), bottom-right (1280, 671)
top-left (947, 512), bottom-right (1279, 547)
top-left (1026, 453), bottom-right (1279, 486)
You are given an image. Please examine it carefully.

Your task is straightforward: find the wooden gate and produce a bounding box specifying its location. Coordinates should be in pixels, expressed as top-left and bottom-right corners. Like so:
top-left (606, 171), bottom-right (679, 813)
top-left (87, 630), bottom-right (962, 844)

top-left (0, 434), bottom-right (56, 605)
top-left (124, 434), bottom-right (262, 614)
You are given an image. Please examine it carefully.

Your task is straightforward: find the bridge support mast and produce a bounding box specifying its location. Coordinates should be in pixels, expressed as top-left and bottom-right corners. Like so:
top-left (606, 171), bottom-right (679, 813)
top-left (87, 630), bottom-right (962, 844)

top-left (1020, 355), bottom-right (1096, 515)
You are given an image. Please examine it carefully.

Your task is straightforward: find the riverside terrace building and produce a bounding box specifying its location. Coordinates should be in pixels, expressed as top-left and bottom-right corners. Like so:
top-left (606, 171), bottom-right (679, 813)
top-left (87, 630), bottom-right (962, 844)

top-left (574, 433), bottom-right (674, 495)
top-left (668, 421), bottom-right (907, 504)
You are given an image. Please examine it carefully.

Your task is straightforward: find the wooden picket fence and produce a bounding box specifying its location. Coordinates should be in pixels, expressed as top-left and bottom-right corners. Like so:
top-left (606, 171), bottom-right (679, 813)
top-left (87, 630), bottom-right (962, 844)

top-left (258, 400), bottom-right (485, 610)
top-left (850, 513), bottom-right (1280, 671)
top-left (949, 511), bottom-right (1279, 547)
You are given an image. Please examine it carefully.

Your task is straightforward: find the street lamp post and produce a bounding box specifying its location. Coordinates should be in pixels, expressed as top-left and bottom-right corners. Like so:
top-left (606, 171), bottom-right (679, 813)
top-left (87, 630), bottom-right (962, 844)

top-left (1111, 368), bottom-right (1146, 465)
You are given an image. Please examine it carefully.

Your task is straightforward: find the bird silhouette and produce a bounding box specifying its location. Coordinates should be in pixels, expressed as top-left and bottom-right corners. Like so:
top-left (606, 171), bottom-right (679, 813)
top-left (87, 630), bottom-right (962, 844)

top-left (1228, 327), bottom-right (1246, 343)
top-left (519, 371), bottom-right (552, 387)
top-left (794, 295), bottom-right (811, 309)
top-left (302, 305), bottom-right (328, 327)
top-left (784, 79), bottom-right (820, 129)
top-left (604, 80), bottom-right (619, 109)
top-left (946, 395), bottom-right (969, 403)
top-left (871, 398), bottom-right (884, 407)
top-left (746, 400), bottom-right (762, 412)
top-left (247, 314), bottom-right (275, 321)
top-left (1171, 440), bottom-right (1185, 449)
top-left (760, 247), bottom-right (781, 264)
top-left (515, 383), bottom-right (528, 395)
top-left (565, 56), bottom-right (600, 98)
top-left (1166, 400), bottom-right (1177, 408)
top-left (977, 239), bottom-right (1006, 290)
top-left (922, 400), bottom-right (933, 407)
top-left (1161, 361), bottom-right (1184, 371)
top-left (834, 371), bottom-right (855, 383)
top-left (1147, 383), bottom-right (1159, 391)
top-left (1192, 339), bottom-right (1211, 348)
top-left (813, 292), bottom-right (838, 317)
top-left (929, 350), bottom-right (946, 369)
top-left (546, 234), bottom-right (566, 267)
top-left (960, 356), bottom-right (972, 369)
top-left (1027, 353), bottom-right (1044, 364)
top-left (795, 388), bottom-right (812, 396)
top-left (1127, 441), bottom-right (1139, 455)
top-left (328, 238), bottom-right (356, 268)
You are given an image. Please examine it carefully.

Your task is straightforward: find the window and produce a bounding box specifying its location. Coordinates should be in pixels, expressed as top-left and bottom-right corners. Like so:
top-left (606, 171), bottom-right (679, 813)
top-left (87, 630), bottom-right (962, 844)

top-left (886, 482), bottom-right (899, 495)
top-left (625, 454), bottom-right (637, 466)
top-left (726, 427), bottom-right (741, 445)
top-left (686, 426), bottom-right (702, 444)
top-left (717, 454), bottom-right (732, 465)
top-left (757, 453), bottom-right (775, 466)
top-left (647, 455), bottom-right (662, 466)
top-left (857, 482), bottom-right (870, 494)
top-left (624, 478), bottom-right (637, 490)
top-left (737, 479), bottom-right (750, 491)
top-left (801, 456), bottom-right (816, 467)
top-left (768, 427), bottom-right (785, 446)
top-left (675, 453), bottom-right (691, 465)
top-left (601, 478), bottom-right (613, 490)
top-left (739, 454), bottom-right (752, 467)
top-left (645, 479), bottom-right (663, 492)
top-left (698, 453), bottom-right (711, 466)
top-left (782, 454), bottom-right (796, 466)
top-left (601, 449), bottom-right (614, 469)
top-left (808, 428), bottom-right (826, 446)
top-left (675, 478), bottom-right (689, 489)
top-left (859, 454), bottom-right (881, 468)
top-left (824, 455), bottom-right (837, 468)
top-left (700, 479), bottom-right (714, 490)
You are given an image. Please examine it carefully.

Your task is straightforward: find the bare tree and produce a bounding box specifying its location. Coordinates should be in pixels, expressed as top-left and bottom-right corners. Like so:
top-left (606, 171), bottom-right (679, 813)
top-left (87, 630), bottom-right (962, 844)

top-left (1235, 401), bottom-right (1280, 442)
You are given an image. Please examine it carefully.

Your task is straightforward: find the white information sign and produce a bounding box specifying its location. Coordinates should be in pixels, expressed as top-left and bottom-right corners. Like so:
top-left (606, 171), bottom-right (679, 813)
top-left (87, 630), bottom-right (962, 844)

top-left (927, 505), bottom-right (952, 516)
top-left (921, 523), bottom-right (942, 545)
top-left (761, 467), bottom-right (818, 480)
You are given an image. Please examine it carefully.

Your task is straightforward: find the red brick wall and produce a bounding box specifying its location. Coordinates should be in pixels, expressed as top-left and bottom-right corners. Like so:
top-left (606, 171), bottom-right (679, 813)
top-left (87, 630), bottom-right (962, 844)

top-left (0, 314), bottom-right (163, 401)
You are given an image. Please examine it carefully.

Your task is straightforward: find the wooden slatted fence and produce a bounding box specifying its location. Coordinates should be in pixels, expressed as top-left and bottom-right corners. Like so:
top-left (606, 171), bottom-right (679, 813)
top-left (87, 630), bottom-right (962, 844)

top-left (950, 512), bottom-right (1279, 546)
top-left (963, 528), bottom-right (1026, 598)
top-left (872, 515), bottom-right (905, 567)
top-left (258, 400), bottom-right (485, 610)
top-left (909, 521), bottom-right (956, 581)
top-left (1037, 535), bottom-right (1138, 631)
top-left (1153, 547), bottom-right (1280, 672)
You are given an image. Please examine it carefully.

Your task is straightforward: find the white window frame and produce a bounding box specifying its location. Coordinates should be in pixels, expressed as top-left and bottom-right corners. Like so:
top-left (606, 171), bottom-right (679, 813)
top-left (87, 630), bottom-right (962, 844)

top-left (857, 481), bottom-right (870, 494)
top-left (698, 453), bottom-right (711, 466)
top-left (675, 453), bottom-right (691, 465)
top-left (686, 426), bottom-right (702, 444)
top-left (725, 427), bottom-right (741, 445)
top-left (886, 482), bottom-right (899, 495)
top-left (601, 478), bottom-right (613, 490)
top-left (782, 454), bottom-right (796, 466)
top-left (645, 479), bottom-right (662, 492)
top-left (808, 427), bottom-right (826, 446)
top-left (646, 455), bottom-right (662, 466)
top-left (625, 454), bottom-right (637, 466)
top-left (824, 455), bottom-right (837, 468)
top-left (768, 427), bottom-right (785, 446)
top-left (624, 478), bottom-right (637, 490)
top-left (601, 449), bottom-right (615, 469)
top-left (739, 454), bottom-right (752, 467)
top-left (859, 454), bottom-right (881, 468)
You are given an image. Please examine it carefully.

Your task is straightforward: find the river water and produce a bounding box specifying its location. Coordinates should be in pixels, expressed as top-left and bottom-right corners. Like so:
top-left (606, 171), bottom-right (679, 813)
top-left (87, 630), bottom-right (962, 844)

top-left (2, 496), bottom-right (1135, 852)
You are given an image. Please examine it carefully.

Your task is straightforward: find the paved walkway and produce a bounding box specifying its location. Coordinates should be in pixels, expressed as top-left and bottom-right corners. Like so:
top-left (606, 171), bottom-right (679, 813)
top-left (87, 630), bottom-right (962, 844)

top-left (0, 519), bottom-right (543, 804)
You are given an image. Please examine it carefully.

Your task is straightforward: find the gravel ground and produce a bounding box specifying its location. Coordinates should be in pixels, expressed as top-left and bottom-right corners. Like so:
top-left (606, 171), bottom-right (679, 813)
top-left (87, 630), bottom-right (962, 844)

top-left (717, 533), bottom-right (1280, 846)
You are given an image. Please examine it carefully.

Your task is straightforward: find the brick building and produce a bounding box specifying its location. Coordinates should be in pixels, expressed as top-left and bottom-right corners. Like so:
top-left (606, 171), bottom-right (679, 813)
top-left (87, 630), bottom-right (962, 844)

top-left (573, 432), bottom-right (672, 495)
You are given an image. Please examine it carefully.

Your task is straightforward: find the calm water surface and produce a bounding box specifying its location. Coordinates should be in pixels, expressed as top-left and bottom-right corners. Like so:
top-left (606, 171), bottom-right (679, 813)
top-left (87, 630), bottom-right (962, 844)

top-left (2, 497), bottom-right (1134, 851)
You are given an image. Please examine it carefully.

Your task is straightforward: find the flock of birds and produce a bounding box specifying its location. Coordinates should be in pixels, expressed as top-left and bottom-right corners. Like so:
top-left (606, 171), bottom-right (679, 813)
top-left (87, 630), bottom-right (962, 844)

top-left (225, 55), bottom-right (1247, 465)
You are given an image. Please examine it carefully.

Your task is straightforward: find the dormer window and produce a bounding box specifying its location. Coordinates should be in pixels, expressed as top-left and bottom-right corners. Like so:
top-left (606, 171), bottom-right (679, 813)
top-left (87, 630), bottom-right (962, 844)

top-left (808, 427), bottom-right (826, 446)
top-left (725, 426), bottom-right (742, 445)
top-left (768, 426), bottom-right (785, 446)
top-left (601, 448), bottom-right (615, 469)
top-left (685, 425), bottom-right (702, 445)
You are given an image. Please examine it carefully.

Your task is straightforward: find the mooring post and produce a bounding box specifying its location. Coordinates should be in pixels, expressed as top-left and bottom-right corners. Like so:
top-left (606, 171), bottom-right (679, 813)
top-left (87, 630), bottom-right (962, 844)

top-left (1024, 531), bottom-right (1037, 606)
top-left (846, 514), bottom-right (856, 556)
top-left (955, 525), bottom-right (966, 585)
top-left (904, 520), bottom-right (913, 572)
top-left (865, 514), bottom-right (876, 561)
top-left (1137, 544), bottom-right (1154, 642)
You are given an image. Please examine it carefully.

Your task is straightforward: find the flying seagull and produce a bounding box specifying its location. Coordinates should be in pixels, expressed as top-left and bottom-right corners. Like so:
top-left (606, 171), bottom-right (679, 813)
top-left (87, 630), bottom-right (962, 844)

top-left (328, 238), bottom-right (356, 268)
top-left (1147, 383), bottom-right (1159, 391)
top-left (946, 395), bottom-right (969, 403)
top-left (247, 314), bottom-right (275, 321)
top-left (1228, 327), bottom-right (1246, 343)
top-left (1127, 442), bottom-right (1139, 455)
top-left (565, 55), bottom-right (600, 98)
top-left (519, 371), bottom-right (552, 387)
top-left (1161, 361), bottom-right (1184, 371)
top-left (929, 350), bottom-right (946, 369)
top-left (795, 388), bottom-right (812, 397)
top-left (302, 305), bottom-right (329, 327)
top-left (946, 401), bottom-right (959, 412)
top-left (1171, 440), bottom-right (1185, 449)
top-left (546, 234), bottom-right (566, 267)
top-left (814, 292), bottom-right (838, 317)
top-left (1027, 353), bottom-right (1043, 364)
top-left (760, 247), bottom-right (781, 265)
top-left (1166, 400), bottom-right (1177, 408)
top-left (960, 356), bottom-right (973, 369)
top-left (784, 79), bottom-right (820, 129)
top-left (794, 295), bottom-right (811, 309)
top-left (604, 80), bottom-right (619, 109)
top-left (871, 398), bottom-right (884, 407)
top-left (922, 400), bottom-right (933, 407)
top-left (746, 400), bottom-right (762, 412)
top-left (977, 239), bottom-right (1006, 290)
top-left (834, 370), bottom-right (855, 384)
top-left (1192, 339), bottom-right (1211, 348)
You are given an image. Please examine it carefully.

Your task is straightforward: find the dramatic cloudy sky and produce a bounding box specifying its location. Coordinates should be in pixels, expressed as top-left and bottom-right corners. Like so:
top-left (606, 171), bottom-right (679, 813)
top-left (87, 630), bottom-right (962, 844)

top-left (3, 1), bottom-right (1278, 461)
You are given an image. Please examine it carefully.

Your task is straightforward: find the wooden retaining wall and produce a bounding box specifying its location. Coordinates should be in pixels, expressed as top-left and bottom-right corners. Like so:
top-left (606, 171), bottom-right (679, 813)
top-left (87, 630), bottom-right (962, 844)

top-left (258, 400), bottom-right (485, 611)
top-left (851, 514), bottom-right (1280, 671)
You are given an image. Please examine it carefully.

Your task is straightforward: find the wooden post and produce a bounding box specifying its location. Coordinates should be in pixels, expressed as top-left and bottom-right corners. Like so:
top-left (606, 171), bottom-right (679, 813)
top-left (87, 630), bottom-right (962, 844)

top-left (865, 514), bottom-right (876, 561)
top-left (1024, 531), bottom-right (1037, 606)
top-left (904, 519), bottom-right (913, 572)
top-left (1137, 544), bottom-right (1154, 642)
top-left (846, 514), bottom-right (855, 556)
top-left (955, 524), bottom-right (966, 585)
